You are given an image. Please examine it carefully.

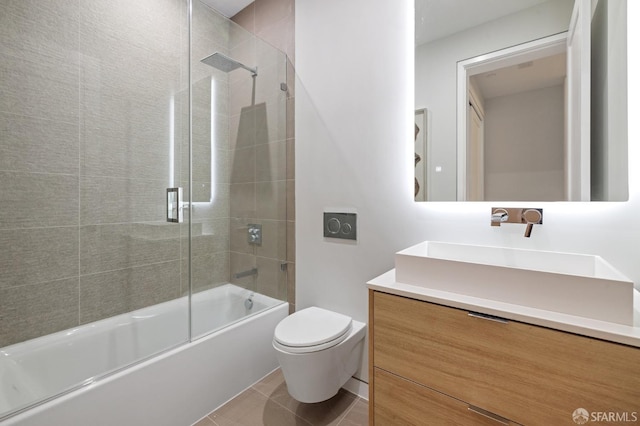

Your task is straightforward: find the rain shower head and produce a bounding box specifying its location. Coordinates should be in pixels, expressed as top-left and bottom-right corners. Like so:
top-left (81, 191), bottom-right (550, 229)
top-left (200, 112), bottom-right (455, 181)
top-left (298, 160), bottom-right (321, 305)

top-left (200, 52), bottom-right (257, 76)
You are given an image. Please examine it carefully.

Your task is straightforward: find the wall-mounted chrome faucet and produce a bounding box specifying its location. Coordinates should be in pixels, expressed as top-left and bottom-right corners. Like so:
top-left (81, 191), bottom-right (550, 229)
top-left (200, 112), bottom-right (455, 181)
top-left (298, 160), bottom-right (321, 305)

top-left (490, 207), bottom-right (543, 238)
top-left (491, 208), bottom-right (509, 224)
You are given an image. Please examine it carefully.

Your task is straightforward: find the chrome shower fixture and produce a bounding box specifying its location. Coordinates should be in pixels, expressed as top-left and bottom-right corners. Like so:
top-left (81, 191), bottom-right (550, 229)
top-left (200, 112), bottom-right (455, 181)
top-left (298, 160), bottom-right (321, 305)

top-left (200, 52), bottom-right (257, 76)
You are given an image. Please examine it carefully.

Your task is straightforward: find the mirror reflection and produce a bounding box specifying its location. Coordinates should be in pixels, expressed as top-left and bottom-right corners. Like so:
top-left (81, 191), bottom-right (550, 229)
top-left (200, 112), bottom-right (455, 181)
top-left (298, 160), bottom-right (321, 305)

top-left (415, 0), bottom-right (628, 202)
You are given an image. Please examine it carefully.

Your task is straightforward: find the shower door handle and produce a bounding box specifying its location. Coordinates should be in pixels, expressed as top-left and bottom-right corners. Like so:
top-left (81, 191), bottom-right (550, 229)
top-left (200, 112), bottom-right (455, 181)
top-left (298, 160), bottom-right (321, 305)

top-left (167, 187), bottom-right (183, 223)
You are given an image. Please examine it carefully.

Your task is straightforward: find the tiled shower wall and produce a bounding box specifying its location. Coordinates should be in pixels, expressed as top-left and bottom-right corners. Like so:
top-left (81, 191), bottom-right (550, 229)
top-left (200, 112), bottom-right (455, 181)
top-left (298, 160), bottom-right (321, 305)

top-left (0, 0), bottom-right (189, 347)
top-left (0, 0), bottom-right (290, 348)
top-left (189, 2), bottom-right (233, 294)
top-left (232, 0), bottom-right (296, 312)
top-left (193, 0), bottom-right (290, 302)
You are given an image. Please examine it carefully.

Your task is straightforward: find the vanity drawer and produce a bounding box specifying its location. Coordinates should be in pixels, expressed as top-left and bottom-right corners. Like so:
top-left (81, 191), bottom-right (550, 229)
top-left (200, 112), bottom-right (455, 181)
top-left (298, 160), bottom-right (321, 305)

top-left (371, 291), bottom-right (640, 425)
top-left (374, 367), bottom-right (520, 425)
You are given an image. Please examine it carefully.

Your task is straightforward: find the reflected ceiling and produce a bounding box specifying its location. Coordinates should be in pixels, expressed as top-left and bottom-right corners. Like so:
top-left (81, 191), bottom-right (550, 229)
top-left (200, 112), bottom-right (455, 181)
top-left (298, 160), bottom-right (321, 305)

top-left (415, 0), bottom-right (551, 46)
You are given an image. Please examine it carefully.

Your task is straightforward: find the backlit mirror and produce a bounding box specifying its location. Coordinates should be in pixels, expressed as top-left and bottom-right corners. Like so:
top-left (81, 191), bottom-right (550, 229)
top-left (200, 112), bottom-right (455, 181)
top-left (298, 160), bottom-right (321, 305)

top-left (414, 0), bottom-right (628, 201)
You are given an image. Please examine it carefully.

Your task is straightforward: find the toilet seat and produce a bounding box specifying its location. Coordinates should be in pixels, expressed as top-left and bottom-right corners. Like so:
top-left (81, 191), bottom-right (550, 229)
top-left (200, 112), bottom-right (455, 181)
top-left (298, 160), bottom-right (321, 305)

top-left (273, 307), bottom-right (353, 354)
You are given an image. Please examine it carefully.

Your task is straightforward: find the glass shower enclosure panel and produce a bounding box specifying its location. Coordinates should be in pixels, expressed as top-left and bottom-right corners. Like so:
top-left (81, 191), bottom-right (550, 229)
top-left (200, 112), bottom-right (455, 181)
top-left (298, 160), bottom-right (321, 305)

top-left (0, 0), bottom-right (290, 420)
top-left (0, 0), bottom-right (190, 419)
top-left (190, 1), bottom-right (289, 339)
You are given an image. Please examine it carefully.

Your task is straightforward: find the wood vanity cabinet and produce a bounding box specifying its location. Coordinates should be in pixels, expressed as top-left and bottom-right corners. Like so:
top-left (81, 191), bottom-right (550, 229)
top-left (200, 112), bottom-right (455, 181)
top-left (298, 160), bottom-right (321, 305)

top-left (368, 290), bottom-right (640, 425)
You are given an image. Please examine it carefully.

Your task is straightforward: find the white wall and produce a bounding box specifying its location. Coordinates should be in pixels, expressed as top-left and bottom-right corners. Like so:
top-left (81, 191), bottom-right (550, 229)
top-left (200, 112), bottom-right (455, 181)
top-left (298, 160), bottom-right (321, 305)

top-left (591, 0), bottom-right (628, 201)
top-left (484, 85), bottom-right (565, 201)
top-left (296, 0), bottom-right (639, 385)
top-left (415, 0), bottom-right (573, 200)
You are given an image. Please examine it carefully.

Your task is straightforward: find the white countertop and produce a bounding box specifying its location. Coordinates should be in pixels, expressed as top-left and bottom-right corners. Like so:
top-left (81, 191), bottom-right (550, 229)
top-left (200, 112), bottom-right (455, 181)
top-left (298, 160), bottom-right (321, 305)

top-left (367, 269), bottom-right (640, 348)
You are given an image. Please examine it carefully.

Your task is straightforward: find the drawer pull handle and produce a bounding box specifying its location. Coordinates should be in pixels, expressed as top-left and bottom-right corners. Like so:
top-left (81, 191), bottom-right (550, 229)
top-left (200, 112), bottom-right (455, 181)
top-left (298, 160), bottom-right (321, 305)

top-left (468, 405), bottom-right (511, 425)
top-left (468, 311), bottom-right (509, 324)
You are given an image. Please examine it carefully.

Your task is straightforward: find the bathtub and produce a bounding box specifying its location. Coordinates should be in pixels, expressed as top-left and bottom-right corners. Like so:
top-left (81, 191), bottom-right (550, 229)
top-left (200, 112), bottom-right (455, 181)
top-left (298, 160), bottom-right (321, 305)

top-left (0, 284), bottom-right (288, 425)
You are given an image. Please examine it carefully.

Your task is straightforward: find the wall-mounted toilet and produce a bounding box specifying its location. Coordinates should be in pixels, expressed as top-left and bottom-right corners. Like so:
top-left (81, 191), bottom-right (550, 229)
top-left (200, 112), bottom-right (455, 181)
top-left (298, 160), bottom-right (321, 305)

top-left (272, 307), bottom-right (366, 403)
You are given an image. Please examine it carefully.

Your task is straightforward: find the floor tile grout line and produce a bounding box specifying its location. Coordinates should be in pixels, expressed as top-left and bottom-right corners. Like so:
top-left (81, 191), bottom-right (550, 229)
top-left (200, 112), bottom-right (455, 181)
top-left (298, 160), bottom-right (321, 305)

top-left (333, 395), bottom-right (361, 426)
top-left (209, 385), bottom-right (311, 426)
top-left (250, 384), bottom-right (272, 400)
top-left (264, 390), bottom-right (303, 420)
top-left (265, 388), bottom-right (359, 426)
top-left (206, 381), bottom-right (290, 423)
top-left (250, 376), bottom-right (331, 426)
top-left (250, 388), bottom-right (310, 425)
top-left (217, 370), bottom-right (367, 426)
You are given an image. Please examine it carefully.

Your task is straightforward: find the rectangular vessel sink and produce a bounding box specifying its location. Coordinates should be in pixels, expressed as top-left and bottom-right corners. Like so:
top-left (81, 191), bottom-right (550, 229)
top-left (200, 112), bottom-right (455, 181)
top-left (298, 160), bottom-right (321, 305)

top-left (395, 241), bottom-right (635, 325)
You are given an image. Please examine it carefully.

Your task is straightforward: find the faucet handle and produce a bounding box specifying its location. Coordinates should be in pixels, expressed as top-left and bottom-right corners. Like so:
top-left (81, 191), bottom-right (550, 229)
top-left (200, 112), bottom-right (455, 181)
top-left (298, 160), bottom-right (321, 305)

top-left (522, 208), bottom-right (543, 225)
top-left (522, 208), bottom-right (543, 238)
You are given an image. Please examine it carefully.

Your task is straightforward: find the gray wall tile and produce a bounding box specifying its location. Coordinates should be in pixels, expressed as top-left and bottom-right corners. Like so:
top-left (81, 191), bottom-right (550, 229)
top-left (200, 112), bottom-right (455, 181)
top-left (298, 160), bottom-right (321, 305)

top-left (229, 78), bottom-right (257, 117)
top-left (191, 142), bottom-right (213, 184)
top-left (79, 261), bottom-right (181, 324)
top-left (230, 251), bottom-right (257, 291)
top-left (80, 102), bottom-right (174, 181)
top-left (256, 180), bottom-right (286, 221)
top-left (256, 256), bottom-right (286, 300)
top-left (193, 75), bottom-right (230, 118)
top-left (80, 176), bottom-right (167, 225)
top-left (286, 220), bottom-right (295, 262)
top-left (189, 251), bottom-right (230, 293)
top-left (255, 38), bottom-right (285, 74)
top-left (0, 172), bottom-right (79, 229)
top-left (0, 112), bottom-right (79, 175)
top-left (286, 138), bottom-right (295, 179)
top-left (0, 278), bottom-right (79, 347)
top-left (230, 146), bottom-right (256, 184)
top-left (256, 219), bottom-right (287, 260)
top-left (0, 0), bottom-right (79, 63)
top-left (0, 227), bottom-right (79, 290)
top-left (256, 141), bottom-right (287, 182)
top-left (79, 0), bottom-right (182, 61)
top-left (229, 218), bottom-right (254, 255)
top-left (286, 178), bottom-right (295, 221)
top-left (80, 223), bottom-right (181, 275)
top-left (0, 52), bottom-right (79, 124)
top-left (187, 219), bottom-right (230, 258)
top-left (254, 0), bottom-right (293, 34)
top-left (185, 182), bottom-right (231, 220)
top-left (230, 182), bottom-right (256, 218)
top-left (192, 0), bottom-right (231, 59)
top-left (79, 47), bottom-right (180, 104)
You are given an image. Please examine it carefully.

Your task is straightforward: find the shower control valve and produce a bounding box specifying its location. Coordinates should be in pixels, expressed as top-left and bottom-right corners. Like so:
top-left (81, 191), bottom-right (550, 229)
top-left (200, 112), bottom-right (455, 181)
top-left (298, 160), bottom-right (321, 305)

top-left (248, 224), bottom-right (262, 245)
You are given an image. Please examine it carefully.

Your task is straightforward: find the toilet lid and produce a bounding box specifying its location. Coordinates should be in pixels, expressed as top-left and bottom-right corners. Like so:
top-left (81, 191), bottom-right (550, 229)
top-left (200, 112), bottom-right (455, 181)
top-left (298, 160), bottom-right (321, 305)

top-left (274, 307), bottom-right (352, 348)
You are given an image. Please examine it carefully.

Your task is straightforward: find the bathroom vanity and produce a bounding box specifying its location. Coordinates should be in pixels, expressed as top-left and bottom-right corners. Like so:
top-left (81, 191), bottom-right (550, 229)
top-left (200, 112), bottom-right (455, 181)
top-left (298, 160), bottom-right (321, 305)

top-left (367, 244), bottom-right (640, 425)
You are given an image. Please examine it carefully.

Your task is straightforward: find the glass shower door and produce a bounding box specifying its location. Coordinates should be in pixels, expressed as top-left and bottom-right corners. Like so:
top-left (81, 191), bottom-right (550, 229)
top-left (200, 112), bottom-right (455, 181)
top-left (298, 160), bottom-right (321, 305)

top-left (190, 1), bottom-right (289, 339)
top-left (0, 0), bottom-right (191, 419)
top-left (0, 0), bottom-right (290, 420)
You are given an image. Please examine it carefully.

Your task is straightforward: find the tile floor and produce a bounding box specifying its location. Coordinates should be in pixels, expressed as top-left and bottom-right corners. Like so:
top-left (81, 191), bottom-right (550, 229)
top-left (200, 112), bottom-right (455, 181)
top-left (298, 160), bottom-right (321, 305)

top-left (193, 369), bottom-right (368, 426)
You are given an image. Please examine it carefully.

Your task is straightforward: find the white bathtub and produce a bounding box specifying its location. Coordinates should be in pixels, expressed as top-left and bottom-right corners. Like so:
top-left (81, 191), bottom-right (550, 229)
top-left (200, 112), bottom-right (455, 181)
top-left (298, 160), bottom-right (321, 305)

top-left (0, 284), bottom-right (287, 425)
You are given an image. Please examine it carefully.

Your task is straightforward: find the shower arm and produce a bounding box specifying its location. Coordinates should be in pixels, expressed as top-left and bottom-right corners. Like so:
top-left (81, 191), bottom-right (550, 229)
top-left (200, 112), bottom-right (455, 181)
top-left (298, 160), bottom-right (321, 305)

top-left (244, 65), bottom-right (258, 77)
